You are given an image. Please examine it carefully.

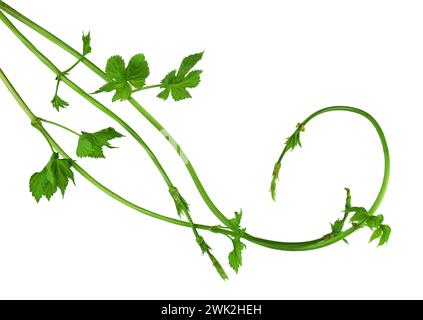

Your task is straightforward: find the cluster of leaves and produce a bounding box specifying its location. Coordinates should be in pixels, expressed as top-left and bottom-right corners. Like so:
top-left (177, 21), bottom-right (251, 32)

top-left (95, 51), bottom-right (204, 102)
top-left (329, 188), bottom-right (352, 244)
top-left (51, 32), bottom-right (91, 111)
top-left (76, 127), bottom-right (123, 158)
top-left (328, 188), bottom-right (391, 247)
top-left (30, 153), bottom-right (75, 202)
top-left (349, 207), bottom-right (391, 246)
top-left (227, 210), bottom-right (247, 273)
top-left (30, 126), bottom-right (123, 203)
top-left (51, 95), bottom-right (69, 112)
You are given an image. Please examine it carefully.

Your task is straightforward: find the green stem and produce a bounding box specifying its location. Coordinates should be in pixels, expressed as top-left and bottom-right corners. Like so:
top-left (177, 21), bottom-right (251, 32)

top-left (54, 78), bottom-right (60, 96)
top-left (0, 3), bottom-right (390, 251)
top-left (39, 118), bottom-right (81, 136)
top-left (63, 57), bottom-right (83, 74)
top-left (132, 84), bottom-right (161, 93)
top-left (0, 1), bottom-right (234, 228)
top-left (0, 10), bottom-right (175, 191)
top-left (128, 97), bottom-right (233, 227)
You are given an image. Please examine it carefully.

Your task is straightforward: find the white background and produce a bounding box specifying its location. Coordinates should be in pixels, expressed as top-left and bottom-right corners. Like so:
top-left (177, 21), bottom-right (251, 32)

top-left (0, 0), bottom-right (421, 300)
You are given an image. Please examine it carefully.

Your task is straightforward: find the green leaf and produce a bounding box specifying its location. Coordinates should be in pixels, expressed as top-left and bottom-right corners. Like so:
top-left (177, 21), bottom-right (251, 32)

top-left (51, 95), bottom-right (69, 111)
top-left (95, 54), bottom-right (150, 101)
top-left (157, 52), bottom-right (204, 101)
top-left (227, 210), bottom-right (247, 273)
top-left (29, 153), bottom-right (75, 202)
top-left (370, 227), bottom-right (383, 243)
top-left (177, 52), bottom-right (204, 78)
top-left (228, 237), bottom-right (246, 273)
top-left (367, 215), bottom-right (384, 229)
top-left (48, 156), bottom-right (75, 196)
top-left (76, 127), bottom-right (124, 158)
top-left (378, 225), bottom-right (392, 246)
top-left (126, 54), bottom-right (149, 89)
top-left (349, 207), bottom-right (369, 222)
top-left (105, 55), bottom-right (126, 80)
top-left (30, 171), bottom-right (56, 202)
top-left (331, 219), bottom-right (344, 236)
top-left (169, 187), bottom-right (190, 218)
top-left (82, 32), bottom-right (91, 56)
top-left (285, 123), bottom-right (305, 151)
top-left (229, 210), bottom-right (243, 229)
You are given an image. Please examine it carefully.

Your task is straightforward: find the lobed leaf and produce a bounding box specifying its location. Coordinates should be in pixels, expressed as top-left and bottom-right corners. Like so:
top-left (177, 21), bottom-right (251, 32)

top-left (29, 153), bottom-right (75, 202)
top-left (95, 54), bottom-right (150, 101)
top-left (76, 127), bottom-right (124, 159)
top-left (378, 225), bottom-right (391, 246)
top-left (157, 52), bottom-right (204, 101)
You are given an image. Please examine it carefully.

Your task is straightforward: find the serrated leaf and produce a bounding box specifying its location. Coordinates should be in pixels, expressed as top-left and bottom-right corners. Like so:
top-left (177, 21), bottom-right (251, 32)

top-left (76, 127), bottom-right (124, 158)
top-left (229, 210), bottom-right (243, 229)
top-left (48, 157), bottom-right (75, 196)
top-left (285, 123), bottom-right (305, 152)
top-left (349, 207), bottom-right (369, 222)
top-left (126, 54), bottom-right (149, 89)
top-left (378, 225), bottom-right (391, 246)
top-left (177, 52), bottom-right (204, 78)
top-left (29, 153), bottom-right (75, 202)
top-left (331, 219), bottom-right (344, 236)
top-left (30, 171), bottom-right (56, 202)
top-left (82, 32), bottom-right (91, 56)
top-left (157, 52), bottom-right (203, 101)
top-left (51, 95), bottom-right (69, 111)
top-left (228, 237), bottom-right (246, 273)
top-left (370, 227), bottom-right (383, 243)
top-left (95, 54), bottom-right (150, 101)
top-left (105, 55), bottom-right (126, 80)
top-left (367, 215), bottom-right (384, 229)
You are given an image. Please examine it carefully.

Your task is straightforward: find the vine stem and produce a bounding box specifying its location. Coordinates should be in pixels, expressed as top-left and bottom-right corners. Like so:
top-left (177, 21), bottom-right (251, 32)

top-left (0, 0), bottom-right (233, 228)
top-left (0, 2), bottom-right (390, 251)
top-left (0, 9), bottom-right (176, 196)
top-left (0, 67), bottom-right (232, 237)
